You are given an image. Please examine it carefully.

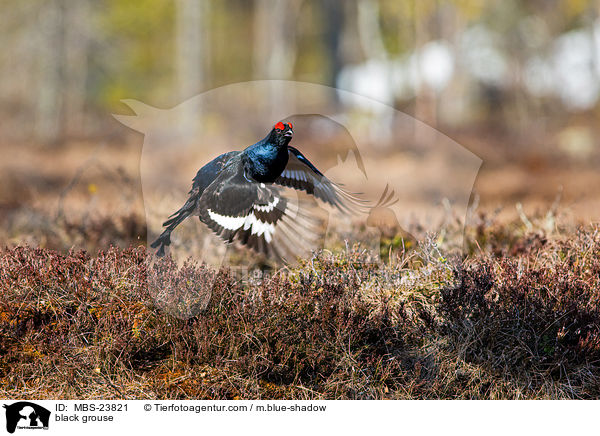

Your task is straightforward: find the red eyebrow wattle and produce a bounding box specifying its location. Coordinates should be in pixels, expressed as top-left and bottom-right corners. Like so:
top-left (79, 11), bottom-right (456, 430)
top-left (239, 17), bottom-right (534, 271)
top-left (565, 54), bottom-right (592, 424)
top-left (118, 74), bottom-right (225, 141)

top-left (287, 122), bottom-right (293, 129)
top-left (275, 122), bottom-right (285, 130)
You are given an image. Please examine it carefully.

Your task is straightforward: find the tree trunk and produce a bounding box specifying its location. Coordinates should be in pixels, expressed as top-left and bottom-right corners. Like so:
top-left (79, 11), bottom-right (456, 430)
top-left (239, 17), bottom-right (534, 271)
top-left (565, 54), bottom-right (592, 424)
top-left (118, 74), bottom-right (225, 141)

top-left (36, 0), bottom-right (66, 145)
top-left (253, 0), bottom-right (300, 115)
top-left (63, 0), bottom-right (91, 138)
top-left (176, 0), bottom-right (208, 138)
top-left (323, 0), bottom-right (344, 106)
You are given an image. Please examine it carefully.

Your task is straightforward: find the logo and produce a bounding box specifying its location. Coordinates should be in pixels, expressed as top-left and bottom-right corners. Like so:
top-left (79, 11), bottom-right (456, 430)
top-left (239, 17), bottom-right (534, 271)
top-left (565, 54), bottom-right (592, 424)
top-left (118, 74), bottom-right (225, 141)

top-left (113, 81), bottom-right (482, 319)
top-left (2, 402), bottom-right (50, 434)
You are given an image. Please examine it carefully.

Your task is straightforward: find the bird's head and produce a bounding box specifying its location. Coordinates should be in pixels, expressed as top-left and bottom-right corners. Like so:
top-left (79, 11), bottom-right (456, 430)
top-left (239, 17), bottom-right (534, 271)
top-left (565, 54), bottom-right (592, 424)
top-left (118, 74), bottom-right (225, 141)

top-left (268, 121), bottom-right (293, 146)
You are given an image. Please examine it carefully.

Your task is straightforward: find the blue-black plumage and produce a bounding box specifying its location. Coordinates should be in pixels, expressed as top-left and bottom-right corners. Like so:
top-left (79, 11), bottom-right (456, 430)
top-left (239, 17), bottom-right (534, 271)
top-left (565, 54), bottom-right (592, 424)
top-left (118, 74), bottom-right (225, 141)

top-left (151, 121), bottom-right (360, 259)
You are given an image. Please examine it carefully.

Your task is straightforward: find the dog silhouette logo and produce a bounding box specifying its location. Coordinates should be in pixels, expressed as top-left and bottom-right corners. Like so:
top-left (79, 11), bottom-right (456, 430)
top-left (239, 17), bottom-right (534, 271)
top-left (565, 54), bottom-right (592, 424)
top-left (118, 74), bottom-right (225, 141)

top-left (3, 402), bottom-right (50, 434)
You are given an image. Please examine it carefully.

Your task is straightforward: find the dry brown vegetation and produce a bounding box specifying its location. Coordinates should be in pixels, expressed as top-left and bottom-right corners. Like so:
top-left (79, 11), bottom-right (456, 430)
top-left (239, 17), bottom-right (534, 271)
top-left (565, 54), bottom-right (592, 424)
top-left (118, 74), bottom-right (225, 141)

top-left (1, 208), bottom-right (599, 399)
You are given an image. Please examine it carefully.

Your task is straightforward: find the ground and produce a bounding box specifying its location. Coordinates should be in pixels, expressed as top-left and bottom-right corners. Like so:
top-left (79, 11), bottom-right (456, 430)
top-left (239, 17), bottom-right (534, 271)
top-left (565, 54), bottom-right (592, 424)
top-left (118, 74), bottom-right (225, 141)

top-left (0, 128), bottom-right (599, 399)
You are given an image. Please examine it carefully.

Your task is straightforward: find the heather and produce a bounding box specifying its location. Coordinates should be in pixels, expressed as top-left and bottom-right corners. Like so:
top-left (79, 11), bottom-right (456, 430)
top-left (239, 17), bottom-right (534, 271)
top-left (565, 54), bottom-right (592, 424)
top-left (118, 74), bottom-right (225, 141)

top-left (1, 215), bottom-right (599, 399)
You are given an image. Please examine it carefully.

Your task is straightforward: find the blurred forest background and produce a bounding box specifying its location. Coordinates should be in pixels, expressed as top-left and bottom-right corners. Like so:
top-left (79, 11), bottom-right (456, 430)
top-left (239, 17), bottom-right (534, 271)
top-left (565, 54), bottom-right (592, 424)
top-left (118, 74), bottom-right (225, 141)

top-left (1, 0), bottom-right (599, 251)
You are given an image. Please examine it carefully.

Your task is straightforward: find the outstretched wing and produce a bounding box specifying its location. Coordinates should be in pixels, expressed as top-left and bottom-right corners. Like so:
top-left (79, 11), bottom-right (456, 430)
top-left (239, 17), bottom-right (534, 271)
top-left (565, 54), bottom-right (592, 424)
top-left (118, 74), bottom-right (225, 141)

top-left (274, 146), bottom-right (364, 213)
top-left (198, 167), bottom-right (321, 260)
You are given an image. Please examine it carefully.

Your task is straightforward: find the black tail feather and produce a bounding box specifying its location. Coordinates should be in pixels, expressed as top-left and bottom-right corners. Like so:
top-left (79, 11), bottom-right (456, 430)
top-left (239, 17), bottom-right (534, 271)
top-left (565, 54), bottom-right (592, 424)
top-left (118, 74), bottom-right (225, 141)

top-left (151, 198), bottom-right (197, 257)
top-left (150, 230), bottom-right (172, 257)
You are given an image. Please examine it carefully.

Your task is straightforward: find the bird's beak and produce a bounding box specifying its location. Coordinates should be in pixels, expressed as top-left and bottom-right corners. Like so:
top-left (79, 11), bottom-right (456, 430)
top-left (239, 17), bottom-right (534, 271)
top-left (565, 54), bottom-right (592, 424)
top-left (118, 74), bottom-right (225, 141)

top-left (284, 130), bottom-right (293, 138)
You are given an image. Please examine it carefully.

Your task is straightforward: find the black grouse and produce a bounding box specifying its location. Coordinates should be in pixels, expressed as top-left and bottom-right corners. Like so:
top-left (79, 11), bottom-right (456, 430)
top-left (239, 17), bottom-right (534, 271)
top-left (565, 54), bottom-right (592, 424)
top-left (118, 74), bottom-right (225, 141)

top-left (151, 121), bottom-right (359, 259)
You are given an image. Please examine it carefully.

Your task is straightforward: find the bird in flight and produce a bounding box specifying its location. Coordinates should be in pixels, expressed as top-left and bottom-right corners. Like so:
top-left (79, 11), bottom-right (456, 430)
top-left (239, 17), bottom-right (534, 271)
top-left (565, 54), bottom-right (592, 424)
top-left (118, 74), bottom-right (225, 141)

top-left (151, 121), bottom-right (361, 260)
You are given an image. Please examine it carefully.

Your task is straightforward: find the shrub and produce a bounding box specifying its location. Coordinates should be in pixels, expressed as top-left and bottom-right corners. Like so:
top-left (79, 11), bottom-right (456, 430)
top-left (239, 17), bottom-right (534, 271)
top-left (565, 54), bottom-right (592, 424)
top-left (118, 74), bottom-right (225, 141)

top-left (1, 225), bottom-right (599, 399)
